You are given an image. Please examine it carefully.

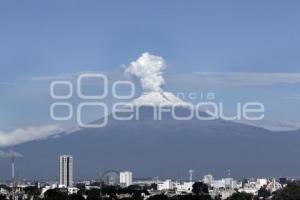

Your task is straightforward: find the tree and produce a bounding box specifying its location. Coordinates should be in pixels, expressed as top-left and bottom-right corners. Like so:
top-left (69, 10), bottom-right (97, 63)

top-left (272, 182), bottom-right (300, 200)
top-left (150, 183), bottom-right (158, 190)
top-left (214, 194), bottom-right (222, 200)
top-left (143, 183), bottom-right (157, 191)
top-left (44, 189), bottom-right (68, 200)
top-left (226, 192), bottom-right (253, 200)
top-left (131, 190), bottom-right (143, 200)
top-left (85, 188), bottom-right (100, 200)
top-left (257, 187), bottom-right (271, 199)
top-left (192, 182), bottom-right (209, 195)
top-left (101, 185), bottom-right (119, 196)
top-left (68, 193), bottom-right (85, 200)
top-left (24, 186), bottom-right (41, 199)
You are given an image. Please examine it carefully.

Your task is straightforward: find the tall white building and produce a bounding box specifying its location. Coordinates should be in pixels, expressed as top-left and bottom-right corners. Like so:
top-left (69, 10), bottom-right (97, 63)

top-left (119, 171), bottom-right (133, 187)
top-left (59, 155), bottom-right (73, 187)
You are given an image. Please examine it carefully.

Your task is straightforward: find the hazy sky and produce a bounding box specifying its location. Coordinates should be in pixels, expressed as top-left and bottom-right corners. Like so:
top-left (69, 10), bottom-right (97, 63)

top-left (1, 0), bottom-right (300, 131)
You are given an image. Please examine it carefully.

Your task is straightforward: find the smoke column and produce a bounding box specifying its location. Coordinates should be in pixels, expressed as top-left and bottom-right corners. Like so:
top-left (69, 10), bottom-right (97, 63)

top-left (125, 52), bottom-right (167, 92)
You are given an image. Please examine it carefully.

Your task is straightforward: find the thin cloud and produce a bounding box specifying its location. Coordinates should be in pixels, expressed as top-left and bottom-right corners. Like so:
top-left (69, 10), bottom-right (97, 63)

top-left (0, 150), bottom-right (23, 158)
top-left (22, 72), bottom-right (88, 81)
top-left (0, 82), bottom-right (10, 85)
top-left (22, 71), bottom-right (123, 82)
top-left (168, 72), bottom-right (300, 86)
top-left (0, 125), bottom-right (63, 147)
top-left (239, 119), bottom-right (300, 132)
top-left (283, 94), bottom-right (300, 100)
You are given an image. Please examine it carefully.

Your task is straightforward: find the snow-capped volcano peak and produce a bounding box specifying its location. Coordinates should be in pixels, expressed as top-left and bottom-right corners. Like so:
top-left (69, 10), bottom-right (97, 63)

top-left (130, 91), bottom-right (189, 107)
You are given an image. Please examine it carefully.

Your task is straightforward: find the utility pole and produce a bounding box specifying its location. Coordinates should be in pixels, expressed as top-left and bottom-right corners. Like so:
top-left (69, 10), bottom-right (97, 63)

top-left (99, 171), bottom-right (102, 199)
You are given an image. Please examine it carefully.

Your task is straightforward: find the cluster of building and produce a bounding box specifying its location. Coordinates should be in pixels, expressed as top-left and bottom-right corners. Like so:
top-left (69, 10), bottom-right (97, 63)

top-left (153, 175), bottom-right (285, 199)
top-left (0, 154), bottom-right (291, 199)
top-left (139, 174), bottom-right (285, 199)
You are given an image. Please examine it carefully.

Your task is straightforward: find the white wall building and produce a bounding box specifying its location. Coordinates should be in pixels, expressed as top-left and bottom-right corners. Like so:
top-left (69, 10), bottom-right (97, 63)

top-left (212, 178), bottom-right (238, 189)
top-left (157, 179), bottom-right (174, 191)
top-left (68, 187), bottom-right (80, 194)
top-left (212, 180), bottom-right (225, 188)
top-left (256, 178), bottom-right (268, 189)
top-left (175, 182), bottom-right (194, 194)
top-left (120, 171), bottom-right (133, 187)
top-left (59, 155), bottom-right (73, 187)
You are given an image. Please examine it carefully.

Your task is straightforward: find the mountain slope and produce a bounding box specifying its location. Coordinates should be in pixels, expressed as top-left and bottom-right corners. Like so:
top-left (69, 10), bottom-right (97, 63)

top-left (129, 91), bottom-right (189, 106)
top-left (1, 93), bottom-right (300, 180)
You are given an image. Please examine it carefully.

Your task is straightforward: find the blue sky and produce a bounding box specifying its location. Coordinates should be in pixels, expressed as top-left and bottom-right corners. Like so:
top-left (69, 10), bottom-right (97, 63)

top-left (1, 0), bottom-right (300, 133)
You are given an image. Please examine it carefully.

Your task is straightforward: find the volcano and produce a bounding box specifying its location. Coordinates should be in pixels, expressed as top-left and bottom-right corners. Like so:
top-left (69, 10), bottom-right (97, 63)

top-left (1, 92), bottom-right (300, 180)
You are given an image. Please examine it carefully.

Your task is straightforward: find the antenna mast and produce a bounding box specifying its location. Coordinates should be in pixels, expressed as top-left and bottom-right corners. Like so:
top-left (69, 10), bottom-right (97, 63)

top-left (11, 151), bottom-right (16, 200)
top-left (189, 169), bottom-right (194, 182)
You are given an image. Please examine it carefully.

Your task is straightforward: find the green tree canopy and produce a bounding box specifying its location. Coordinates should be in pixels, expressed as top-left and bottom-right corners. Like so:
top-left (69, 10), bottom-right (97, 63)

top-left (272, 182), bottom-right (300, 200)
top-left (192, 182), bottom-right (209, 195)
top-left (226, 192), bottom-right (253, 200)
top-left (44, 189), bottom-right (68, 200)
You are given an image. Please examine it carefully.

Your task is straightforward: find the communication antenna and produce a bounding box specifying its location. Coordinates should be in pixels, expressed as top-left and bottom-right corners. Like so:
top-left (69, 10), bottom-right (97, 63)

top-left (11, 151), bottom-right (16, 200)
top-left (228, 169), bottom-right (231, 178)
top-left (189, 169), bottom-right (194, 182)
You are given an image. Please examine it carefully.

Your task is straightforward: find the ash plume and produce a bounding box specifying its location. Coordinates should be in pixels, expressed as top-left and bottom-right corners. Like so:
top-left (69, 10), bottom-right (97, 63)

top-left (125, 52), bottom-right (167, 92)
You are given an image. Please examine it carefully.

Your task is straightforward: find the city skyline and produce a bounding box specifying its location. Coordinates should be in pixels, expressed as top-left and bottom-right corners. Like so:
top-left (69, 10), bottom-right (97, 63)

top-left (1, 0), bottom-right (300, 188)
